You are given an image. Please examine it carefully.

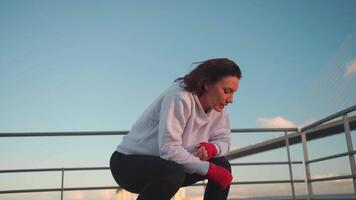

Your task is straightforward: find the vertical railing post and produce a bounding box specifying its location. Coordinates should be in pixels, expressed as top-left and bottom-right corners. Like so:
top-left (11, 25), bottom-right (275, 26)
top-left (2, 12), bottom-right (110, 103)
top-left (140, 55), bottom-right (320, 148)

top-left (61, 168), bottom-right (64, 200)
top-left (301, 131), bottom-right (313, 200)
top-left (285, 131), bottom-right (296, 200)
top-left (343, 114), bottom-right (356, 197)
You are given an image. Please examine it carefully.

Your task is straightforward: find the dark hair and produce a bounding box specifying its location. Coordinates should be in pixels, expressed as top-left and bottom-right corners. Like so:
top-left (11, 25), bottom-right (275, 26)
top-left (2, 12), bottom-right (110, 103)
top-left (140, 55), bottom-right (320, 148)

top-left (175, 58), bottom-right (242, 97)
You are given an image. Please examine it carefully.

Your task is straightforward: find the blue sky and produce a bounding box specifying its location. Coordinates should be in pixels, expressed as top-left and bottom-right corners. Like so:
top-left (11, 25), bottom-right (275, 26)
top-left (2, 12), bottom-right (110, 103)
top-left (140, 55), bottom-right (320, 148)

top-left (0, 0), bottom-right (356, 199)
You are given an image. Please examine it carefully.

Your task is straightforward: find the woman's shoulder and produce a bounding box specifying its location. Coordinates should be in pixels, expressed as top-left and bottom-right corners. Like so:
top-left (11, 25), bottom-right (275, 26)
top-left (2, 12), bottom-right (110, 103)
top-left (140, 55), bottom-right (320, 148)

top-left (164, 81), bottom-right (193, 100)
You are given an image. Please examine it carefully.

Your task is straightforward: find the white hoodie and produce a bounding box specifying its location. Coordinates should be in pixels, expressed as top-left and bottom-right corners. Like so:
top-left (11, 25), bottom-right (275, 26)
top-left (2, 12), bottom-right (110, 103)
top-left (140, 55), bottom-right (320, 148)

top-left (116, 81), bottom-right (231, 175)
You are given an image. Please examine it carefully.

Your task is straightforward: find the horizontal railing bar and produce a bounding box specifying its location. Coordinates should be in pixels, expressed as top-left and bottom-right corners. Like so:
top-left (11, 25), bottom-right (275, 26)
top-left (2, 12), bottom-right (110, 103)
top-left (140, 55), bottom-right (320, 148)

top-left (309, 174), bottom-right (355, 183)
top-left (0, 131), bottom-right (129, 137)
top-left (231, 179), bottom-right (305, 185)
top-left (0, 168), bottom-right (62, 173)
top-left (231, 161), bottom-right (303, 166)
top-left (231, 128), bottom-right (298, 132)
top-left (0, 167), bottom-right (110, 173)
top-left (0, 188), bottom-right (64, 194)
top-left (64, 186), bottom-right (120, 191)
top-left (0, 128), bottom-right (299, 137)
top-left (307, 151), bottom-right (356, 164)
top-left (0, 186), bottom-right (121, 194)
top-left (60, 167), bottom-right (109, 171)
top-left (301, 104), bottom-right (356, 132)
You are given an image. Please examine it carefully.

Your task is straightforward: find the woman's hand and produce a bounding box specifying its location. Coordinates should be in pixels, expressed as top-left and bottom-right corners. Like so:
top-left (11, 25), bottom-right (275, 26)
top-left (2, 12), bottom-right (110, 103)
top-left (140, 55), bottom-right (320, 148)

top-left (206, 162), bottom-right (233, 189)
top-left (193, 142), bottom-right (217, 161)
top-left (193, 145), bottom-right (209, 160)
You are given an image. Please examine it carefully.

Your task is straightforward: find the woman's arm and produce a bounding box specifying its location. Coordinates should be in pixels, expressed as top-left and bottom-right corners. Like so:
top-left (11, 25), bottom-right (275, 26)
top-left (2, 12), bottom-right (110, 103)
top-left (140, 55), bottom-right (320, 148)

top-left (209, 128), bottom-right (231, 157)
top-left (158, 93), bottom-right (210, 175)
top-left (209, 110), bottom-right (231, 157)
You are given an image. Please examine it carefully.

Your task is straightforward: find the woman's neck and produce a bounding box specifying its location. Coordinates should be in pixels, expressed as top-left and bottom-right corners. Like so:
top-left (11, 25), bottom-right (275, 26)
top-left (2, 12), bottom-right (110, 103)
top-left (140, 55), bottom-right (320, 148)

top-left (198, 95), bottom-right (211, 113)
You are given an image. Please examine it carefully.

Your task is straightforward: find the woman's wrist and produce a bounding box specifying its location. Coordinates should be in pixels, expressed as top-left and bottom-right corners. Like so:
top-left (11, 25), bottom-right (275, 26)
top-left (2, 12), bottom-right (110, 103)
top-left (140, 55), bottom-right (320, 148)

top-left (199, 142), bottom-right (217, 160)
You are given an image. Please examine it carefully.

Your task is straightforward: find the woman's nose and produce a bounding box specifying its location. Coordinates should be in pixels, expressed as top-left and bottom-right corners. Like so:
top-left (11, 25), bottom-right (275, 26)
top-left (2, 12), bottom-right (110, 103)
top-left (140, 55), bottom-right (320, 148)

top-left (227, 95), bottom-right (234, 104)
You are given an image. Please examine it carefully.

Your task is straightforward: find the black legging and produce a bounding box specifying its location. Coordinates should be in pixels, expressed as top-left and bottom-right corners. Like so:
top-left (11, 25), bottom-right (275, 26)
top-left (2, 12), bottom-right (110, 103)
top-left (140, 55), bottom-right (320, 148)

top-left (110, 151), bottom-right (231, 200)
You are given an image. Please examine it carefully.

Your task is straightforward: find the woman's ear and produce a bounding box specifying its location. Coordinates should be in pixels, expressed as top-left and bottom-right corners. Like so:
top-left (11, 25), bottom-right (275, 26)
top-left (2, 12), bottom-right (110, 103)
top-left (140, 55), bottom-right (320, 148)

top-left (203, 81), bottom-right (212, 91)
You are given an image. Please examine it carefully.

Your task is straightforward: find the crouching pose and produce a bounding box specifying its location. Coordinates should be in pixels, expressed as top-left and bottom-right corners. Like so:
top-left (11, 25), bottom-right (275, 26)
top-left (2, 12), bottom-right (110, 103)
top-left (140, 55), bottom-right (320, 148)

top-left (110, 58), bottom-right (242, 200)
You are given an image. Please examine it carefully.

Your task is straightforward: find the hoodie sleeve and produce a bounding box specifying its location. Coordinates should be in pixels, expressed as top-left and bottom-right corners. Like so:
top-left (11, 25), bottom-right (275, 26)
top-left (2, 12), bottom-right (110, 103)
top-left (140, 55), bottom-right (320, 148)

top-left (158, 93), bottom-right (209, 175)
top-left (209, 109), bottom-right (231, 157)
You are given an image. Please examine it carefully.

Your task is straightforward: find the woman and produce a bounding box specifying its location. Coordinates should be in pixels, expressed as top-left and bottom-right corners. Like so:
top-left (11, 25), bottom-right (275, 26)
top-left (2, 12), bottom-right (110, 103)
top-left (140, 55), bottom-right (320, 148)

top-left (110, 58), bottom-right (242, 200)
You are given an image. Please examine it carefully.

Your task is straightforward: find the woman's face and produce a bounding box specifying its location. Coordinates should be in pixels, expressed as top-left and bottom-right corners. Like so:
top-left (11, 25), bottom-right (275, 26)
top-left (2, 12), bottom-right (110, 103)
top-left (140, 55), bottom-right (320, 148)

top-left (200, 76), bottom-right (239, 112)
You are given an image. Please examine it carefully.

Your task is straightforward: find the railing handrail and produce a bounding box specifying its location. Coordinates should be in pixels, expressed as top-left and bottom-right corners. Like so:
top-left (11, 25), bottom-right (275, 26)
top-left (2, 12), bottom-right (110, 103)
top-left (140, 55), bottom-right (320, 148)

top-left (307, 150), bottom-right (356, 164)
top-left (301, 104), bottom-right (356, 132)
top-left (0, 167), bottom-right (110, 173)
top-left (0, 131), bottom-right (129, 137)
top-left (0, 128), bottom-right (297, 137)
top-left (231, 128), bottom-right (298, 132)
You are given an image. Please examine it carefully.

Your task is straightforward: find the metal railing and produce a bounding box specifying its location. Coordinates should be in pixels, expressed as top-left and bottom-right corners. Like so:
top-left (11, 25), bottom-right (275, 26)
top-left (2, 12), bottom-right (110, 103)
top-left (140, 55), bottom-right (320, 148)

top-left (226, 105), bottom-right (356, 200)
top-left (300, 105), bottom-right (356, 200)
top-left (226, 128), bottom-right (300, 200)
top-left (0, 105), bottom-right (356, 200)
top-left (0, 128), bottom-right (300, 199)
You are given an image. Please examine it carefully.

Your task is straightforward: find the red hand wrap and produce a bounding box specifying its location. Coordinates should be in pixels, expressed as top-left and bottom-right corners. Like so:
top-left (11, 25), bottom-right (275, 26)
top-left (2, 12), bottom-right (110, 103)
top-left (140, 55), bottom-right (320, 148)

top-left (206, 163), bottom-right (233, 189)
top-left (199, 142), bottom-right (217, 160)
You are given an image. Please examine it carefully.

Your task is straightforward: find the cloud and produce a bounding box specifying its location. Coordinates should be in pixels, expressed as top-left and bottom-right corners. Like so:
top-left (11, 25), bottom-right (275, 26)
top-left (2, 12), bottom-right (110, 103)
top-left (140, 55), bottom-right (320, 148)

top-left (100, 190), bottom-right (115, 200)
top-left (227, 173), bottom-right (353, 198)
top-left (229, 184), bottom-right (292, 198)
top-left (257, 116), bottom-right (296, 128)
top-left (312, 172), bottom-right (337, 179)
top-left (65, 190), bottom-right (115, 200)
top-left (344, 60), bottom-right (356, 77)
top-left (67, 191), bottom-right (85, 200)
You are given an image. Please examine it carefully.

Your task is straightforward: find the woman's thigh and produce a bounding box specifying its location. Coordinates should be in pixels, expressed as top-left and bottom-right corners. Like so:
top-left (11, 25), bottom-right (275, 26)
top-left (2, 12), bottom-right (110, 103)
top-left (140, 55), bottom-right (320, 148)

top-left (110, 151), bottom-right (185, 193)
top-left (183, 173), bottom-right (205, 186)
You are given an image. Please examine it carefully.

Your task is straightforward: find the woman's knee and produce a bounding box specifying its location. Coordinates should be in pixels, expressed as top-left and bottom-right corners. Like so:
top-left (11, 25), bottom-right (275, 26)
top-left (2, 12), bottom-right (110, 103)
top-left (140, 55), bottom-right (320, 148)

top-left (109, 152), bottom-right (125, 187)
top-left (210, 156), bottom-right (231, 172)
